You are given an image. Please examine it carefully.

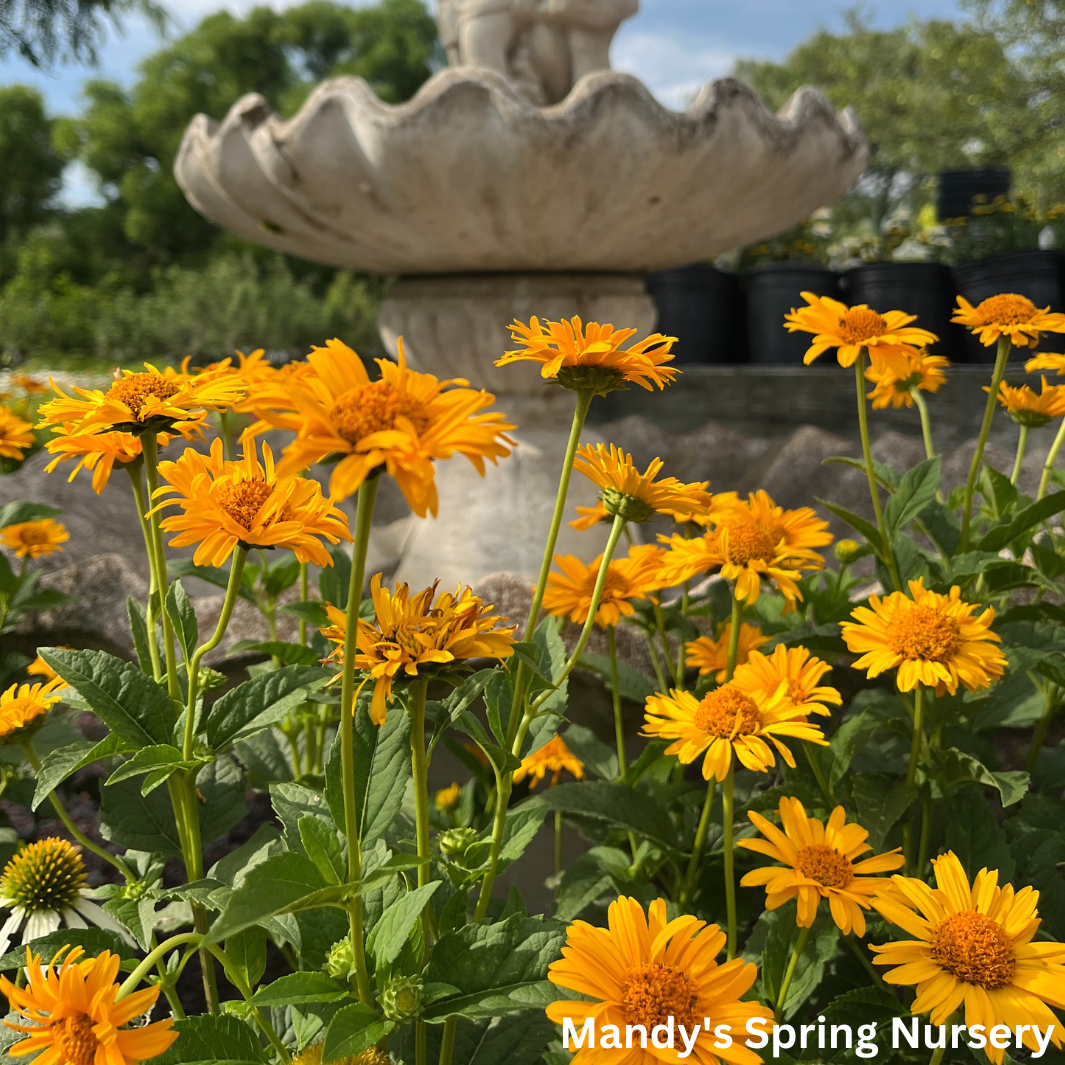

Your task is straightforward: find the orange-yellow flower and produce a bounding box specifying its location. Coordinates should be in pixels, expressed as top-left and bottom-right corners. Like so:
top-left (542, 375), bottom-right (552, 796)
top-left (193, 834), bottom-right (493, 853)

top-left (871, 852), bottom-right (1065, 1063)
top-left (0, 408), bottom-right (34, 460)
top-left (434, 783), bottom-right (462, 811)
top-left (731, 644), bottom-right (842, 713)
top-left (322, 574), bottom-right (516, 725)
top-left (513, 735), bottom-right (584, 789)
top-left (0, 947), bottom-right (177, 1065)
top-left (37, 363), bottom-right (244, 437)
top-left (739, 797), bottom-right (903, 935)
top-left (572, 444), bottom-right (712, 525)
top-left (0, 519), bottom-right (68, 560)
top-left (865, 350), bottom-right (949, 410)
top-left (953, 293), bottom-right (1065, 349)
top-left (543, 543), bottom-right (664, 628)
top-left (1025, 352), bottom-right (1065, 375)
top-left (26, 652), bottom-right (69, 685)
top-left (784, 293), bottom-right (938, 372)
top-left (642, 671), bottom-right (827, 782)
top-left (841, 578), bottom-right (1006, 696)
top-left (685, 622), bottom-right (770, 683)
top-left (497, 317), bottom-right (678, 394)
top-left (0, 678), bottom-right (65, 744)
top-left (989, 377), bottom-right (1065, 427)
top-left (151, 437), bottom-right (352, 568)
top-left (546, 896), bottom-right (770, 1065)
top-left (257, 338), bottom-right (514, 513)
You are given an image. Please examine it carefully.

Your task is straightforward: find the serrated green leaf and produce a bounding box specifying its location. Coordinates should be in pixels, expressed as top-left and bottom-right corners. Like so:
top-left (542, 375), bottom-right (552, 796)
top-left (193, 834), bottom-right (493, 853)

top-left (250, 972), bottom-right (350, 1008)
top-left (322, 1004), bottom-right (392, 1063)
top-left (851, 775), bottom-right (915, 852)
top-left (978, 491), bottom-right (1065, 551)
top-left (32, 735), bottom-right (127, 811)
top-left (815, 498), bottom-right (884, 555)
top-left (299, 815), bottom-right (344, 886)
top-left (885, 456), bottom-right (940, 537)
top-left (164, 579), bottom-right (198, 663)
top-left (366, 881), bottom-right (441, 967)
top-left (0, 928), bottom-right (132, 970)
top-left (105, 744), bottom-right (187, 789)
top-left (151, 1014), bottom-right (266, 1065)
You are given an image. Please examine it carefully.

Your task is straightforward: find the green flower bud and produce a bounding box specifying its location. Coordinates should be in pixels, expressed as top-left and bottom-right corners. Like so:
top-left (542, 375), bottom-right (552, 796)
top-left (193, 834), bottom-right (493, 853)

top-left (197, 667), bottom-right (227, 692)
top-left (833, 539), bottom-right (867, 565)
top-left (439, 827), bottom-right (479, 862)
top-left (600, 486), bottom-right (655, 524)
top-left (325, 938), bottom-right (356, 982)
top-left (378, 974), bottom-right (423, 1023)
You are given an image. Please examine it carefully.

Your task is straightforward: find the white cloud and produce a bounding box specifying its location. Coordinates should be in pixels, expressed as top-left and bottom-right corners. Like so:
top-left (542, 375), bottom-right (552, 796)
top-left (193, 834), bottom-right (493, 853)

top-left (56, 161), bottom-right (105, 208)
top-left (611, 29), bottom-right (735, 111)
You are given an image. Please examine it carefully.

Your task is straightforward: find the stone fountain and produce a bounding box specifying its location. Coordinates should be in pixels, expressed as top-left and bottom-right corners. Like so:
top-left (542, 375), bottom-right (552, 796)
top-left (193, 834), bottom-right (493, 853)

top-left (174, 1), bottom-right (868, 589)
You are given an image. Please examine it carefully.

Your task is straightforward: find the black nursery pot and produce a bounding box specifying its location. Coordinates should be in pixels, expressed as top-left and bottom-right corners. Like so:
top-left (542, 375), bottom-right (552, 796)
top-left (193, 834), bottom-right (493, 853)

top-left (744, 263), bottom-right (840, 365)
top-left (936, 167), bottom-right (1011, 221)
top-left (644, 263), bottom-right (745, 364)
top-left (953, 250), bottom-right (1065, 362)
top-left (843, 262), bottom-right (965, 363)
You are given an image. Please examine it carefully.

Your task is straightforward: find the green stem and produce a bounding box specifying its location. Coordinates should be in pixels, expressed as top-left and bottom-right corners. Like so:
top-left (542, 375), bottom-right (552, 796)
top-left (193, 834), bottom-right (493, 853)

top-left (506, 389), bottom-right (594, 750)
top-left (776, 924), bottom-right (811, 1018)
top-left (554, 808), bottom-right (563, 881)
top-left (906, 686), bottom-right (924, 789)
top-left (607, 626), bottom-right (628, 783)
top-left (843, 933), bottom-right (886, 990)
top-left (22, 744), bottom-right (133, 879)
top-left (912, 389), bottom-right (937, 462)
top-left (725, 593), bottom-right (742, 682)
top-left (299, 561), bottom-right (309, 645)
top-left (200, 942), bottom-right (288, 1059)
top-left (653, 602), bottom-right (680, 685)
top-left (856, 352), bottom-right (902, 590)
top-left (929, 1045), bottom-right (947, 1065)
top-left (805, 744), bottom-right (836, 807)
top-left (723, 764), bottom-right (737, 960)
top-left (645, 628), bottom-right (669, 692)
top-left (439, 1018), bottom-right (458, 1065)
top-left (409, 677), bottom-right (432, 1065)
top-left (961, 336), bottom-right (1011, 550)
top-left (116, 932), bottom-right (202, 999)
top-left (1011, 425), bottom-right (1030, 485)
top-left (126, 464), bottom-right (163, 681)
top-left (916, 786), bottom-right (933, 876)
top-left (1027, 681), bottom-right (1060, 774)
top-left (1038, 416), bottom-right (1065, 500)
top-left (339, 476), bottom-right (379, 1007)
top-left (680, 780), bottom-right (716, 905)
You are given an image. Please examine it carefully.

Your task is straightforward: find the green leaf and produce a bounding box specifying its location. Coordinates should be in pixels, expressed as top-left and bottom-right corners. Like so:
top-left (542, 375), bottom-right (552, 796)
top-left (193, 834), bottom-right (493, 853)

top-left (322, 1005), bottom-right (393, 1063)
top-left (105, 744), bottom-right (188, 793)
top-left (281, 600), bottom-right (331, 627)
top-left (299, 815), bottom-right (344, 886)
top-left (0, 928), bottom-right (132, 970)
top-left (0, 502), bottom-right (60, 528)
top-left (366, 881), bottom-right (441, 967)
top-left (815, 498), bottom-right (883, 554)
top-left (934, 747), bottom-right (1030, 807)
top-left (40, 647), bottom-right (176, 747)
top-left (945, 785), bottom-right (1016, 881)
top-left (271, 783), bottom-right (334, 852)
top-left (578, 653), bottom-right (656, 702)
top-left (152, 1014), bottom-right (266, 1065)
top-left (263, 556), bottom-right (301, 598)
top-left (851, 775), bottom-right (916, 852)
top-left (250, 972), bottom-right (350, 1008)
top-left (885, 456), bottom-right (940, 536)
top-left (225, 926), bottom-right (267, 988)
top-left (527, 782), bottom-right (678, 852)
top-left (206, 665), bottom-right (328, 752)
top-left (822, 455), bottom-right (900, 490)
top-left (979, 464), bottom-right (1019, 523)
top-left (556, 724), bottom-right (617, 782)
top-left (126, 596), bottom-right (156, 674)
top-left (32, 736), bottom-right (126, 811)
top-left (164, 579), bottom-right (198, 663)
top-left (423, 914), bottom-right (567, 1021)
top-left (918, 499), bottom-right (961, 558)
top-left (749, 910), bottom-right (839, 1020)
top-left (978, 491), bottom-right (1065, 551)
top-left (228, 640), bottom-right (321, 666)
top-left (319, 541), bottom-right (351, 609)
top-left (394, 1015), bottom-right (555, 1065)
top-left (168, 559), bottom-right (255, 603)
top-left (207, 852), bottom-right (332, 943)
top-left (102, 895), bottom-right (158, 952)
top-left (358, 854), bottom-right (429, 894)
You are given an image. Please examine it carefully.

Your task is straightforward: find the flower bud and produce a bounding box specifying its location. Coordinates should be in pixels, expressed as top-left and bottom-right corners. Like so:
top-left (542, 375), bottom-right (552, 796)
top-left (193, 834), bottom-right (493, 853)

top-left (439, 827), bottom-right (479, 862)
top-left (197, 667), bottom-right (227, 692)
top-left (324, 938), bottom-right (356, 982)
top-left (378, 974), bottom-right (423, 1023)
top-left (600, 486), bottom-right (655, 524)
top-left (833, 539), bottom-right (866, 565)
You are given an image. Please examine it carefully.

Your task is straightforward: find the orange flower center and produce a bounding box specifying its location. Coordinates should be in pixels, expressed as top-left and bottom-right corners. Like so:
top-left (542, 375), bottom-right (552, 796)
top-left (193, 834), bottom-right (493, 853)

top-left (52, 1014), bottom-right (98, 1065)
top-left (795, 843), bottom-right (852, 889)
top-left (107, 373), bottom-right (181, 418)
top-left (975, 293), bottom-right (1037, 326)
top-left (13, 526), bottom-right (50, 546)
top-left (886, 604), bottom-right (960, 662)
top-left (723, 523), bottom-right (777, 566)
top-left (621, 962), bottom-right (697, 1030)
top-left (930, 911), bottom-right (1016, 989)
top-left (329, 381), bottom-right (431, 446)
top-left (694, 686), bottom-right (761, 737)
top-left (839, 307), bottom-right (888, 344)
top-left (215, 480), bottom-right (275, 530)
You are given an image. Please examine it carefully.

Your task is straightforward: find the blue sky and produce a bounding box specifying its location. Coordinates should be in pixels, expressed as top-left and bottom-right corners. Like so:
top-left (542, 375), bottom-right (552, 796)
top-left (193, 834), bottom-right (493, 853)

top-left (0, 0), bottom-right (968, 203)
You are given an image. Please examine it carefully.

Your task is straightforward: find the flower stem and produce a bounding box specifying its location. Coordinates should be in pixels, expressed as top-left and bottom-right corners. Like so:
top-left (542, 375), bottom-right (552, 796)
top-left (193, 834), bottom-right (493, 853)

top-left (1027, 680), bottom-right (1060, 775)
top-left (299, 561), bottom-right (309, 645)
top-left (506, 388), bottom-right (594, 750)
top-left (645, 628), bottom-right (669, 692)
top-left (653, 601), bottom-right (680, 685)
top-left (776, 924), bottom-right (811, 1018)
top-left (916, 786), bottom-right (933, 876)
top-left (607, 626), bottom-right (627, 783)
top-left (409, 677), bottom-right (432, 1065)
top-left (723, 763), bottom-right (737, 960)
top-left (1039, 416), bottom-right (1065, 500)
top-left (912, 389), bottom-right (937, 462)
top-left (906, 685), bottom-right (924, 789)
top-left (339, 475), bottom-right (378, 1007)
top-left (116, 932), bottom-right (202, 999)
top-left (1011, 425), bottom-right (1030, 485)
top-left (961, 336), bottom-right (1011, 550)
top-left (126, 465), bottom-right (163, 681)
top-left (554, 809), bottom-right (563, 880)
top-left (680, 779), bottom-right (716, 905)
top-left (855, 352), bottom-right (902, 590)
top-left (843, 933), bottom-right (886, 989)
top-left (725, 593), bottom-right (742, 682)
top-left (438, 1021), bottom-right (458, 1065)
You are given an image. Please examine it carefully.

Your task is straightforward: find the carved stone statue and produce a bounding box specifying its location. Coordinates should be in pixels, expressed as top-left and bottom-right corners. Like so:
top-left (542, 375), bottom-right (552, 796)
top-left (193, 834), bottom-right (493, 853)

top-left (436, 0), bottom-right (638, 104)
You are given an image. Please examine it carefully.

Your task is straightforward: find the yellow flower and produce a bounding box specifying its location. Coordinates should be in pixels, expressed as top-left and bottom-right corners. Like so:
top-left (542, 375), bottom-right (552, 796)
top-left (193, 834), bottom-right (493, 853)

top-left (0, 678), bottom-right (64, 743)
top-left (151, 437), bottom-right (352, 568)
top-left (739, 797), bottom-right (903, 936)
top-left (685, 622), bottom-right (770, 683)
top-left (323, 575), bottom-right (516, 725)
top-left (572, 444), bottom-right (712, 524)
top-left (731, 644), bottom-right (842, 713)
top-left (0, 947), bottom-right (177, 1065)
top-left (784, 292), bottom-right (938, 372)
top-left (513, 735), bottom-right (584, 789)
top-left (871, 851), bottom-right (1065, 1063)
top-left (865, 350), bottom-right (949, 410)
top-left (642, 677), bottom-right (827, 782)
top-left (0, 519), bottom-right (69, 560)
top-left (497, 317), bottom-right (678, 394)
top-left (841, 578), bottom-right (1006, 696)
top-left (1025, 352), bottom-right (1065, 375)
top-left (543, 543), bottom-right (664, 628)
top-left (43, 427), bottom-right (143, 494)
top-left (37, 363), bottom-right (245, 437)
top-left (953, 293), bottom-right (1065, 348)
top-left (434, 783), bottom-right (462, 812)
top-left (291, 1042), bottom-right (390, 1065)
top-left (0, 408), bottom-right (34, 460)
top-left (989, 377), bottom-right (1065, 427)
top-left (258, 339), bottom-right (514, 513)
top-left (26, 652), bottom-right (69, 685)
top-left (546, 896), bottom-right (770, 1065)
top-left (8, 374), bottom-right (47, 396)
top-left (570, 489), bottom-right (737, 532)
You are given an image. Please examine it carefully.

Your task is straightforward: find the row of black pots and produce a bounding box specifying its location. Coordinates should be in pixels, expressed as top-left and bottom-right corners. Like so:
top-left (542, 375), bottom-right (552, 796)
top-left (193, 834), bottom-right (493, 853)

top-left (645, 250), bottom-right (1065, 366)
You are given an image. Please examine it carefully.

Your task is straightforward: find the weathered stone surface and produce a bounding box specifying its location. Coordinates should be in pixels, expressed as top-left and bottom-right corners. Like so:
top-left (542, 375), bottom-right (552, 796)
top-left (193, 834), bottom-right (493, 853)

top-left (174, 70), bottom-right (867, 275)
